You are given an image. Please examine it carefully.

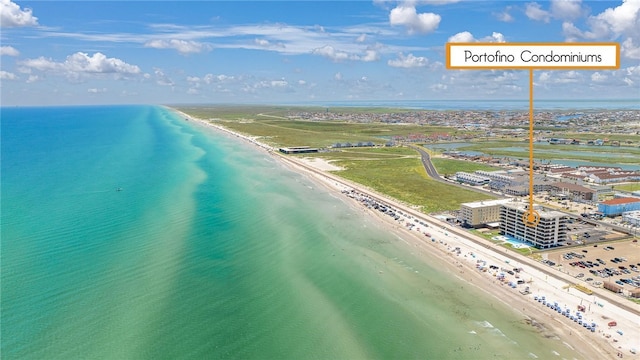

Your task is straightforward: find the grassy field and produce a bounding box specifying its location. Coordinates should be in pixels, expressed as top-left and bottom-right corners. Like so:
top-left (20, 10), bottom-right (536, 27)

top-left (218, 119), bottom-right (467, 148)
top-left (430, 158), bottom-right (500, 176)
top-left (614, 183), bottom-right (640, 192)
top-left (305, 148), bottom-right (495, 213)
top-left (178, 106), bottom-right (475, 149)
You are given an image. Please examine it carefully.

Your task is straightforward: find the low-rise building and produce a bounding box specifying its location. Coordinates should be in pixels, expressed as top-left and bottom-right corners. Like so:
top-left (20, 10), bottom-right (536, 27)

top-left (455, 172), bottom-right (490, 186)
top-left (622, 210), bottom-right (640, 226)
top-left (500, 203), bottom-right (568, 249)
top-left (598, 197), bottom-right (640, 217)
top-left (549, 182), bottom-right (596, 202)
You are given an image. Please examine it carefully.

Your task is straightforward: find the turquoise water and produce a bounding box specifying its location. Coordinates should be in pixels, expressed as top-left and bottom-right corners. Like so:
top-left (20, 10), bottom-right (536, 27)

top-left (2, 105), bottom-right (584, 359)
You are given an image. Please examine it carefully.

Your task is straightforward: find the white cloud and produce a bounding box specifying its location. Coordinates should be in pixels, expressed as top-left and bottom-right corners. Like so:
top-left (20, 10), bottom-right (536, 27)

top-left (254, 38), bottom-right (285, 49)
top-left (447, 31), bottom-right (474, 43)
top-left (388, 52), bottom-right (428, 68)
top-left (622, 38), bottom-right (640, 59)
top-left (525, 2), bottom-right (551, 23)
top-left (88, 88), bottom-right (107, 93)
top-left (356, 34), bottom-right (367, 43)
top-left (550, 0), bottom-right (584, 20)
top-left (153, 68), bottom-right (174, 86)
top-left (626, 65), bottom-right (640, 76)
top-left (430, 83), bottom-right (448, 91)
top-left (198, 73), bottom-right (235, 84)
top-left (311, 45), bottom-right (378, 62)
top-left (0, 70), bottom-right (18, 80)
top-left (361, 49), bottom-right (379, 62)
top-left (254, 38), bottom-right (270, 46)
top-left (144, 39), bottom-right (212, 55)
top-left (561, 0), bottom-right (640, 58)
top-left (334, 72), bottom-right (343, 81)
top-left (537, 70), bottom-right (583, 84)
top-left (416, 0), bottom-right (461, 4)
top-left (26, 74), bottom-right (38, 83)
top-left (1, 0), bottom-right (38, 28)
top-left (591, 72), bottom-right (607, 82)
top-left (312, 45), bottom-right (350, 61)
top-left (389, 5), bottom-right (440, 34)
top-left (593, 0), bottom-right (640, 36)
top-left (271, 79), bottom-right (288, 87)
top-left (448, 31), bottom-right (505, 43)
top-left (19, 52), bottom-right (141, 78)
top-left (495, 7), bottom-right (515, 22)
top-left (214, 74), bottom-right (234, 82)
top-left (1, 45), bottom-right (19, 56)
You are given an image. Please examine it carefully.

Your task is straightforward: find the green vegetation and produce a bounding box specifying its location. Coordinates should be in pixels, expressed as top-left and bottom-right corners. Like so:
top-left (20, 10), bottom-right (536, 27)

top-left (216, 119), bottom-right (462, 148)
top-left (319, 148), bottom-right (494, 213)
top-left (178, 106), bottom-right (473, 149)
top-left (614, 183), bottom-right (640, 192)
top-left (430, 158), bottom-right (499, 176)
top-left (470, 229), bottom-right (500, 241)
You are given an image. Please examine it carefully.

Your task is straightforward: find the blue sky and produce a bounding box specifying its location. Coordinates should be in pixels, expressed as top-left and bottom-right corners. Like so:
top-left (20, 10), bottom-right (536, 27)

top-left (1, 0), bottom-right (639, 105)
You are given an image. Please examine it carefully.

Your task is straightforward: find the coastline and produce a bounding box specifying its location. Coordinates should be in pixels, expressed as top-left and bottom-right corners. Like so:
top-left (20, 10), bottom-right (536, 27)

top-left (170, 106), bottom-right (640, 360)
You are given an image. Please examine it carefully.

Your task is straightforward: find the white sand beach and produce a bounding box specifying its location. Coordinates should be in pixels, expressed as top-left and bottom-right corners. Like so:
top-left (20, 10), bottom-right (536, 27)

top-left (175, 108), bottom-right (640, 360)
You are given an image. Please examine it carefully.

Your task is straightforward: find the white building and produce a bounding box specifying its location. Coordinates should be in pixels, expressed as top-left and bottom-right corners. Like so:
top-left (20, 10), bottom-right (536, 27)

top-left (500, 202), bottom-right (568, 249)
top-left (459, 199), bottom-right (514, 228)
top-left (455, 172), bottom-right (490, 186)
top-left (622, 210), bottom-right (640, 226)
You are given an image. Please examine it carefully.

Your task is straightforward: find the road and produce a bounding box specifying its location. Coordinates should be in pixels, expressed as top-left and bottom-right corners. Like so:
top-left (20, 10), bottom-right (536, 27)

top-left (410, 144), bottom-right (639, 237)
top-left (408, 144), bottom-right (498, 198)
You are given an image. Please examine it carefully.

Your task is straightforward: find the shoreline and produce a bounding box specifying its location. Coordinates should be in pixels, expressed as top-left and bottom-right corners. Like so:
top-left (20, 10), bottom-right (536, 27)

top-left (170, 107), bottom-right (639, 360)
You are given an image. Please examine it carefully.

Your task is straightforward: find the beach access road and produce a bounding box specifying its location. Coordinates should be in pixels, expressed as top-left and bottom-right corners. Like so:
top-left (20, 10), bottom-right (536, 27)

top-left (408, 144), bottom-right (498, 198)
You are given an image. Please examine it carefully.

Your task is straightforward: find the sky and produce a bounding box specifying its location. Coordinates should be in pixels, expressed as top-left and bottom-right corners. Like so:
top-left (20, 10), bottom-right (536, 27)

top-left (1, 0), bottom-right (639, 106)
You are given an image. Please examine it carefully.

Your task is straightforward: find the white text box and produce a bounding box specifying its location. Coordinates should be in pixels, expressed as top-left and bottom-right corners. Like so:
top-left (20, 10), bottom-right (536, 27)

top-left (446, 43), bottom-right (619, 70)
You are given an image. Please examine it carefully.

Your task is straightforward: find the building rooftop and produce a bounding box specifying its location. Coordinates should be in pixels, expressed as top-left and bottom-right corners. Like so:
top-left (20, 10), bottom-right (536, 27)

top-left (502, 202), bottom-right (566, 219)
top-left (461, 199), bottom-right (513, 208)
top-left (551, 182), bottom-right (595, 193)
top-left (601, 197), bottom-right (640, 205)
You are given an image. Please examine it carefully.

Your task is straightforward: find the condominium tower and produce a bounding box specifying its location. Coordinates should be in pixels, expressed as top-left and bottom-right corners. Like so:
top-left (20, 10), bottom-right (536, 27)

top-left (500, 202), bottom-right (568, 249)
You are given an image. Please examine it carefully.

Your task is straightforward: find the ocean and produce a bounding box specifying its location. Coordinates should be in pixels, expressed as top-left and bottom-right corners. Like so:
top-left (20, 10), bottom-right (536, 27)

top-left (2, 105), bottom-right (583, 359)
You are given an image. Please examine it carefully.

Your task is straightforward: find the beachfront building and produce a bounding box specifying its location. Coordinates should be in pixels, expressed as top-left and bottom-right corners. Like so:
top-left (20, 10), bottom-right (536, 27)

top-left (455, 172), bottom-right (490, 186)
top-left (458, 199), bottom-right (513, 228)
top-left (500, 203), bottom-right (568, 249)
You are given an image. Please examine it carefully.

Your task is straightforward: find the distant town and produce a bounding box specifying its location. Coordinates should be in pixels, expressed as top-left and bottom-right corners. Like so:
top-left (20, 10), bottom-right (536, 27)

top-left (289, 109), bottom-right (640, 138)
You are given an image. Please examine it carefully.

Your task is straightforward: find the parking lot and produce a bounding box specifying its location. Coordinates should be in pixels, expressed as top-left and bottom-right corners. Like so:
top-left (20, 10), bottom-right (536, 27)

top-left (545, 239), bottom-right (640, 294)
